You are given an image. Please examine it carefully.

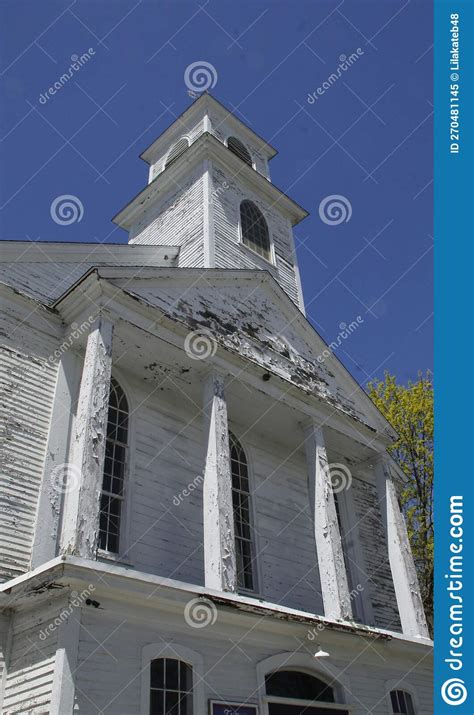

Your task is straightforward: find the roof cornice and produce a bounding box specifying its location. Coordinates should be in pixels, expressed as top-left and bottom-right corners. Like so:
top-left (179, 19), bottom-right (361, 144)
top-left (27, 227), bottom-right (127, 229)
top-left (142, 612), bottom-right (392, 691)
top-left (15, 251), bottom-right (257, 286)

top-left (114, 132), bottom-right (308, 230)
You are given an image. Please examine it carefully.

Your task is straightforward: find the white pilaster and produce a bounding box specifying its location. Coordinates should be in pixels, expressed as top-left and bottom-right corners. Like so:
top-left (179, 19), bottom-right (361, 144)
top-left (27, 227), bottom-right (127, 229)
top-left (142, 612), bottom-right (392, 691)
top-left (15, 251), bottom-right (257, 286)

top-left (62, 317), bottom-right (113, 559)
top-left (202, 370), bottom-right (237, 592)
top-left (374, 455), bottom-right (430, 639)
top-left (49, 604), bottom-right (81, 714)
top-left (31, 351), bottom-right (80, 569)
top-left (304, 422), bottom-right (352, 620)
top-left (203, 160), bottom-right (215, 268)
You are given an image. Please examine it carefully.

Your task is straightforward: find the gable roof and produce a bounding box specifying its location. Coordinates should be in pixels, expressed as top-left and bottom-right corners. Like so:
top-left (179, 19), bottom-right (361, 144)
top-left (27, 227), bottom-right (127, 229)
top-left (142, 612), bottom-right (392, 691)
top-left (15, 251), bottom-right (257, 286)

top-left (0, 241), bottom-right (178, 304)
top-left (139, 93), bottom-right (278, 165)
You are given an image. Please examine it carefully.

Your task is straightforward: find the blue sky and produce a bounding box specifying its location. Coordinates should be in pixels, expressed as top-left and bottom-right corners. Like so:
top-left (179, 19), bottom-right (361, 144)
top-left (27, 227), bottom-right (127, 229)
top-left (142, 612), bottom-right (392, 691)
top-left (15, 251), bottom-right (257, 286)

top-left (0, 0), bottom-right (433, 385)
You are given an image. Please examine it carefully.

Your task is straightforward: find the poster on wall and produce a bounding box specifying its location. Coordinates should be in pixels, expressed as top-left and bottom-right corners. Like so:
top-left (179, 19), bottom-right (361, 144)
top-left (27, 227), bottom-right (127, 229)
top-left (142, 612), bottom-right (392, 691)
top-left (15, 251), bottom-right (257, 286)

top-left (209, 700), bottom-right (259, 715)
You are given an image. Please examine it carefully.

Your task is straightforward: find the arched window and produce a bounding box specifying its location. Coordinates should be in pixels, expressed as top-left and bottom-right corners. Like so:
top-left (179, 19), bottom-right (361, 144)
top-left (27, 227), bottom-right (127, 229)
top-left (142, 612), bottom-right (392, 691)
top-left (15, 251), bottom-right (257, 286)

top-left (149, 658), bottom-right (193, 714)
top-left (240, 200), bottom-right (271, 260)
top-left (165, 138), bottom-right (189, 169)
top-left (227, 136), bottom-right (253, 166)
top-left (390, 690), bottom-right (416, 715)
top-left (230, 432), bottom-right (255, 591)
top-left (99, 377), bottom-right (129, 553)
top-left (265, 670), bottom-right (335, 703)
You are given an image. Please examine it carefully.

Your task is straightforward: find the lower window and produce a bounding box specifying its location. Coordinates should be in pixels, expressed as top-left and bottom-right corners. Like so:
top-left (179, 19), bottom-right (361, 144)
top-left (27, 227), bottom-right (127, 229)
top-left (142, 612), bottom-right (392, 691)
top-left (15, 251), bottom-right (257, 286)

top-left (149, 658), bottom-right (193, 714)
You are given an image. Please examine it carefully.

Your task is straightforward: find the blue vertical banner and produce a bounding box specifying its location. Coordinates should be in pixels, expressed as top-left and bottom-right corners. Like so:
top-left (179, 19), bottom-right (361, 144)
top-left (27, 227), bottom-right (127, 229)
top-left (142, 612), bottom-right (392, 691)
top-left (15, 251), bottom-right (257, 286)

top-left (434, 0), bottom-right (474, 712)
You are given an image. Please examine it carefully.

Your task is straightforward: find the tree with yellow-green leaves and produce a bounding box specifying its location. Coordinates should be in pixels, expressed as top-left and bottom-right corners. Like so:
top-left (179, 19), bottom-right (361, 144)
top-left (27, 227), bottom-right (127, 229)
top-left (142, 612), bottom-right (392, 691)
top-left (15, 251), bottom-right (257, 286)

top-left (367, 371), bottom-right (433, 635)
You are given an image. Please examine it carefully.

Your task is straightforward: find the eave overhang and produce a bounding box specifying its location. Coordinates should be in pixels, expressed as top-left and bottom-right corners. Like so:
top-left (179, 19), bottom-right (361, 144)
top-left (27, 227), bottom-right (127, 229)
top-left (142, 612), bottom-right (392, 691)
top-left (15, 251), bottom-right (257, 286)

top-left (113, 132), bottom-right (308, 231)
top-left (0, 556), bottom-right (433, 655)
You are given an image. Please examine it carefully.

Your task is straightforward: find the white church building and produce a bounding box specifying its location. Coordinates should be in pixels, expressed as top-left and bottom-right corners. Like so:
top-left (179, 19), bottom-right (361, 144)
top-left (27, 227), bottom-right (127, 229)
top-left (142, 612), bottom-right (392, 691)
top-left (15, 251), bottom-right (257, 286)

top-left (0, 94), bottom-right (432, 714)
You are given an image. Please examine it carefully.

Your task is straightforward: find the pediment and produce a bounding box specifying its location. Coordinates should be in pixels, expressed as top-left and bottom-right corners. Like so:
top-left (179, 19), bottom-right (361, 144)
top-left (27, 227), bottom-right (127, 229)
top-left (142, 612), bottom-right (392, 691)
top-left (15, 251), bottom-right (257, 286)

top-left (98, 267), bottom-right (394, 438)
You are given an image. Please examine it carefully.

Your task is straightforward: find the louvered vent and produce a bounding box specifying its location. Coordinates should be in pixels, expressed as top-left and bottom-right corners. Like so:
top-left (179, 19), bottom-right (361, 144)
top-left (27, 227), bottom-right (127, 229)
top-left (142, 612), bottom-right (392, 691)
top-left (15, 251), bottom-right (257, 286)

top-left (227, 136), bottom-right (252, 167)
top-left (165, 138), bottom-right (189, 169)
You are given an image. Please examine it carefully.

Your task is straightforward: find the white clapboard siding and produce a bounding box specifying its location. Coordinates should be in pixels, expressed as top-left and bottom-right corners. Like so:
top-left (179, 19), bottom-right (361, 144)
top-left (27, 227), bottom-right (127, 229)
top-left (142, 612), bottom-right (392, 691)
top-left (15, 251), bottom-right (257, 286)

top-left (247, 438), bottom-right (323, 613)
top-left (178, 234), bottom-right (204, 267)
top-left (129, 168), bottom-right (204, 248)
top-left (352, 477), bottom-right (402, 631)
top-left (73, 606), bottom-right (433, 715)
top-left (127, 387), bottom-right (205, 584)
top-left (0, 342), bottom-right (57, 582)
top-left (212, 166), bottom-right (301, 306)
top-left (2, 605), bottom-right (59, 715)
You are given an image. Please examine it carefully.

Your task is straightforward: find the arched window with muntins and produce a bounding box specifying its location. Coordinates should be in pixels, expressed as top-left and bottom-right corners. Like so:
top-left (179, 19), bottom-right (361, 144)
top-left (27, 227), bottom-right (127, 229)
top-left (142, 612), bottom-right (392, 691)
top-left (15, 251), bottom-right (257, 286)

top-left (390, 690), bottom-right (416, 715)
top-left (229, 432), bottom-right (255, 591)
top-left (165, 138), bottom-right (189, 169)
top-left (240, 199), bottom-right (271, 260)
top-left (99, 377), bottom-right (129, 553)
top-left (265, 670), bottom-right (335, 703)
top-left (227, 136), bottom-right (253, 166)
top-left (149, 658), bottom-right (193, 714)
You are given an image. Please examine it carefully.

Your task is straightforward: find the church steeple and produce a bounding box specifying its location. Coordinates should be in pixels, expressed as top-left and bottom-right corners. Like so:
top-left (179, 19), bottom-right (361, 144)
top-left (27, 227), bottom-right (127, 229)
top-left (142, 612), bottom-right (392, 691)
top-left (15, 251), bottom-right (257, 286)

top-left (112, 94), bottom-right (308, 312)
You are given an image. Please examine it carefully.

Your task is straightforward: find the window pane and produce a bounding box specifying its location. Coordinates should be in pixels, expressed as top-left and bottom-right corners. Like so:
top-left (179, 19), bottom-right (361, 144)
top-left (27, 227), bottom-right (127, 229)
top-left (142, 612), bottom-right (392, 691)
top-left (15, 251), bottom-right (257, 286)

top-left (149, 688), bottom-right (164, 715)
top-left (390, 690), bottom-right (415, 715)
top-left (230, 433), bottom-right (255, 591)
top-left (100, 378), bottom-right (128, 553)
top-left (165, 658), bottom-right (179, 690)
top-left (165, 690), bottom-right (179, 715)
top-left (151, 659), bottom-right (164, 688)
top-left (265, 671), bottom-right (334, 702)
top-left (240, 200), bottom-right (270, 259)
top-left (180, 661), bottom-right (193, 692)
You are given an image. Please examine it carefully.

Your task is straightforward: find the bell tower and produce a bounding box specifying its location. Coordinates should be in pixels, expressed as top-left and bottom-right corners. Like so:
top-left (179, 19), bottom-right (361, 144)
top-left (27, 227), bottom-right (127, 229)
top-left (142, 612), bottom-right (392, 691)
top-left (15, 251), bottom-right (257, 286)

top-left (113, 94), bottom-right (308, 312)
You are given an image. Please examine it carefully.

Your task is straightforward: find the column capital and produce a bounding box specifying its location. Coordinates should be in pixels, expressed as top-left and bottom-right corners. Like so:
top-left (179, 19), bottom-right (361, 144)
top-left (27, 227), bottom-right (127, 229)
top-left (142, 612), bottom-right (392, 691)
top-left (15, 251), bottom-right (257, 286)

top-left (300, 418), bottom-right (325, 440)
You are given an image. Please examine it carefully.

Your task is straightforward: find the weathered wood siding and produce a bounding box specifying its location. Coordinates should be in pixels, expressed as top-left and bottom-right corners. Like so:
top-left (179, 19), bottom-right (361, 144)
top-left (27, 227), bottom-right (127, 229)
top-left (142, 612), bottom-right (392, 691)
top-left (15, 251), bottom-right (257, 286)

top-left (243, 434), bottom-right (323, 613)
top-left (1, 603), bottom-right (58, 714)
top-left (352, 477), bottom-right (402, 631)
top-left (129, 167), bottom-right (205, 266)
top-left (0, 305), bottom-right (58, 582)
top-left (211, 165), bottom-right (301, 307)
top-left (126, 373), bottom-right (205, 584)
